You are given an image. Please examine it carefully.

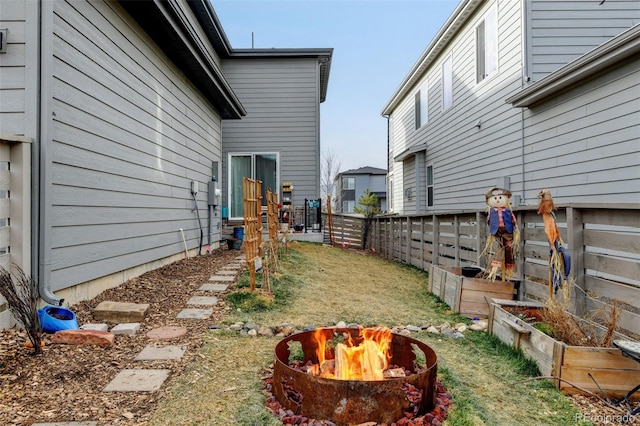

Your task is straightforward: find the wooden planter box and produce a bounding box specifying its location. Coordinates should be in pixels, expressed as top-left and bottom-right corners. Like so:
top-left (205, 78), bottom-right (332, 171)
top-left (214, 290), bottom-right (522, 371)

top-left (428, 266), bottom-right (516, 318)
top-left (489, 299), bottom-right (640, 400)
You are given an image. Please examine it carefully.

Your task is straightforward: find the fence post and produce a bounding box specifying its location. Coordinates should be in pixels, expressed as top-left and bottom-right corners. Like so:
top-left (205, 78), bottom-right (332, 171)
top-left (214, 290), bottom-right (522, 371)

top-left (476, 211), bottom-right (486, 268)
top-left (406, 217), bottom-right (411, 264)
top-left (432, 214), bottom-right (440, 266)
top-left (454, 215), bottom-right (460, 264)
top-left (420, 216), bottom-right (425, 271)
top-left (566, 207), bottom-right (585, 316)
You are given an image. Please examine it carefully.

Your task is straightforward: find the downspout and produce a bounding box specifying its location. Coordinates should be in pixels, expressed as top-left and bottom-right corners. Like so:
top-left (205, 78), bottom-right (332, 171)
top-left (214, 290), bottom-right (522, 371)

top-left (36, 0), bottom-right (63, 305)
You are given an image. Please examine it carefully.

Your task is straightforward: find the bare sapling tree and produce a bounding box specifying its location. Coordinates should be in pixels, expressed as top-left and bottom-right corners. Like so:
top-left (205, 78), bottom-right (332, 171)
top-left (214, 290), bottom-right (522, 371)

top-left (354, 189), bottom-right (382, 250)
top-left (321, 148), bottom-right (342, 212)
top-left (0, 265), bottom-right (43, 354)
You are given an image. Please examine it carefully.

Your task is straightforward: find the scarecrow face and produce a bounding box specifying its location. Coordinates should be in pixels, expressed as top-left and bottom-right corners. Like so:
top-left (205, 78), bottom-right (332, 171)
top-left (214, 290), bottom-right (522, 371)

top-left (487, 194), bottom-right (508, 208)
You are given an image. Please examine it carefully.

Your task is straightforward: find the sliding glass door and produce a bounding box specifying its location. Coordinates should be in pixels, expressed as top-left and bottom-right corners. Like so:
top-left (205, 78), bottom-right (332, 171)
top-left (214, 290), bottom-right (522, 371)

top-left (229, 153), bottom-right (278, 219)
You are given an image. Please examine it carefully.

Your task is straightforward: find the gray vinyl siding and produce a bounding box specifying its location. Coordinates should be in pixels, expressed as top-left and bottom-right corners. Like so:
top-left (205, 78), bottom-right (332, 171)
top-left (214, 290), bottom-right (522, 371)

top-left (221, 58), bottom-right (321, 212)
top-left (528, 0), bottom-right (640, 82)
top-left (0, 0), bottom-right (38, 137)
top-left (389, 0), bottom-right (525, 212)
top-left (521, 57), bottom-right (640, 204)
top-left (402, 159), bottom-right (416, 215)
top-left (44, 0), bottom-right (222, 290)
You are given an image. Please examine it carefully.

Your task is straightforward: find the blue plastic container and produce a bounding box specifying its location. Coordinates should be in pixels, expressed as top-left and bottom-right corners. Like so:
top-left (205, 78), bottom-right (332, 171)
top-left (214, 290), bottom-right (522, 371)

top-left (37, 305), bottom-right (79, 333)
top-left (233, 226), bottom-right (245, 240)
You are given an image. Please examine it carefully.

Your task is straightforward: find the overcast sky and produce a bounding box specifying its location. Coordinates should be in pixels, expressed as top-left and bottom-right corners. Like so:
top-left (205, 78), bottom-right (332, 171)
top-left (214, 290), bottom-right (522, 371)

top-left (212, 0), bottom-right (459, 173)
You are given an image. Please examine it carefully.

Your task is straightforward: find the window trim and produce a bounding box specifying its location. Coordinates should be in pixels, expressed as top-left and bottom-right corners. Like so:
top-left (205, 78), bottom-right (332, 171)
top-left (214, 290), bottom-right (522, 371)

top-left (426, 164), bottom-right (434, 208)
top-left (442, 54), bottom-right (453, 110)
top-left (414, 81), bottom-right (429, 129)
top-left (476, 4), bottom-right (498, 84)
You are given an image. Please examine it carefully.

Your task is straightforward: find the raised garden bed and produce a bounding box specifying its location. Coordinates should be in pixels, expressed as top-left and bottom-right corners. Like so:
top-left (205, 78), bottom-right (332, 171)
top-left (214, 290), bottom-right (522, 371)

top-left (488, 298), bottom-right (640, 400)
top-left (428, 265), bottom-right (517, 318)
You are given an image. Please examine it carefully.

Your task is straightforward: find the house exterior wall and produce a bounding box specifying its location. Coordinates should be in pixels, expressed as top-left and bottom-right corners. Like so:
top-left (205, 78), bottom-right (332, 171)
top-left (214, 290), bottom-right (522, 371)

top-left (385, 0), bottom-right (640, 214)
top-left (521, 56), bottom-right (640, 203)
top-left (221, 58), bottom-right (321, 218)
top-left (388, 0), bottom-right (525, 212)
top-left (527, 0), bottom-right (640, 82)
top-left (42, 0), bottom-right (223, 294)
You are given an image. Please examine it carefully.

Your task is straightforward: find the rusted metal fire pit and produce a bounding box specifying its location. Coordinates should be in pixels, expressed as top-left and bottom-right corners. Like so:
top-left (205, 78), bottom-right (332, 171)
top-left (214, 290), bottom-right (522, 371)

top-left (273, 327), bottom-right (438, 425)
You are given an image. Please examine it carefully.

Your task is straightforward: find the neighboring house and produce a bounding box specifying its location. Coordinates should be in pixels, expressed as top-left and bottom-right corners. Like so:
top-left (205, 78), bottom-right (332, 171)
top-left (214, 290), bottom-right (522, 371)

top-left (0, 0), bottom-right (331, 327)
top-left (335, 167), bottom-right (387, 213)
top-left (221, 49), bottom-right (331, 221)
top-left (382, 0), bottom-right (640, 215)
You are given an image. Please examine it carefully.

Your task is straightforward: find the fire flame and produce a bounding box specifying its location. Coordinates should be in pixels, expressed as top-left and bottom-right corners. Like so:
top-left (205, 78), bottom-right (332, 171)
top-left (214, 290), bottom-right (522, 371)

top-left (309, 327), bottom-right (393, 381)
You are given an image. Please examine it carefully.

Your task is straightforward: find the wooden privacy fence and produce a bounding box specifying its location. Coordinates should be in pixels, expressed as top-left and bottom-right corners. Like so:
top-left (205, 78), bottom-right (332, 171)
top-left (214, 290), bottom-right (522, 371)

top-left (327, 205), bottom-right (640, 338)
top-left (322, 213), bottom-right (364, 248)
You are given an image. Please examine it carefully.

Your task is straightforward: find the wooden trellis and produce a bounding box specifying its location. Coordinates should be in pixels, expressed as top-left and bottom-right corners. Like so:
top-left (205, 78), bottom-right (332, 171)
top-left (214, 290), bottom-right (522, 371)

top-left (326, 195), bottom-right (334, 245)
top-left (266, 188), bottom-right (279, 241)
top-left (243, 177), bottom-right (262, 291)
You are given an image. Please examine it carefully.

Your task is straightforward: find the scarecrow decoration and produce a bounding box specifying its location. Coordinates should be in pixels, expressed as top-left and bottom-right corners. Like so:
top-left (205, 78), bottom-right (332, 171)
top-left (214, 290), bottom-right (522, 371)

top-left (537, 188), bottom-right (571, 298)
top-left (482, 187), bottom-right (520, 281)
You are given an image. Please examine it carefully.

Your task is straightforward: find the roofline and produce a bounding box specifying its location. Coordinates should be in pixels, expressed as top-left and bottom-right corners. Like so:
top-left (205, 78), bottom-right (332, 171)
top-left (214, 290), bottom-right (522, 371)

top-left (381, 0), bottom-right (483, 116)
top-left (189, 1), bottom-right (333, 103)
top-left (118, 0), bottom-right (246, 118)
top-left (506, 23), bottom-right (640, 108)
top-left (231, 49), bottom-right (334, 103)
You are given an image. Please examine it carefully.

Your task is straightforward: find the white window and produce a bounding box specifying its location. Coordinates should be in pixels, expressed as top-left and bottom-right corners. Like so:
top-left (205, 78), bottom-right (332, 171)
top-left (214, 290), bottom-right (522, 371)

top-left (426, 165), bottom-right (434, 207)
top-left (343, 177), bottom-right (355, 190)
top-left (343, 200), bottom-right (355, 213)
top-left (414, 81), bottom-right (428, 129)
top-left (476, 4), bottom-right (498, 83)
top-left (442, 55), bottom-right (453, 110)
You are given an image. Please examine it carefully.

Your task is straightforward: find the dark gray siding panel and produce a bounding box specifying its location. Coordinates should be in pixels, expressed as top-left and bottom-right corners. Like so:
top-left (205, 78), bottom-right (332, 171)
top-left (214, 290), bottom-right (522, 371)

top-left (46, 0), bottom-right (222, 290)
top-left (222, 58), bottom-right (320, 214)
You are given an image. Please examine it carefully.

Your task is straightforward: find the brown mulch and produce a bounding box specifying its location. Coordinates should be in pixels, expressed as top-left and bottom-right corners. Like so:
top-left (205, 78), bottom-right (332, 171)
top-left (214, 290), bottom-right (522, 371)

top-left (0, 246), bottom-right (241, 425)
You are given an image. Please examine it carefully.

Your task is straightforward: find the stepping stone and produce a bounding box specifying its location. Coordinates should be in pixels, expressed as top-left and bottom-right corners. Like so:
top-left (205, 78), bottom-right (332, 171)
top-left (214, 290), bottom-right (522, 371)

top-left (32, 422), bottom-right (98, 426)
top-left (209, 275), bottom-right (235, 282)
top-left (110, 323), bottom-right (140, 336)
top-left (187, 296), bottom-right (218, 306)
top-left (234, 256), bottom-right (245, 261)
top-left (199, 283), bottom-right (228, 292)
top-left (103, 369), bottom-right (170, 392)
top-left (176, 308), bottom-right (213, 319)
top-left (135, 345), bottom-right (186, 361)
top-left (80, 323), bottom-right (108, 332)
top-left (146, 326), bottom-right (187, 340)
top-left (216, 270), bottom-right (237, 275)
top-left (93, 301), bottom-right (149, 323)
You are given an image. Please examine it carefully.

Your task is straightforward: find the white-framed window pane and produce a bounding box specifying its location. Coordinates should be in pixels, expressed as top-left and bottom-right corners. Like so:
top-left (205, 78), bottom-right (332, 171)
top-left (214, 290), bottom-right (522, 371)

top-left (485, 5), bottom-right (498, 77)
top-left (420, 84), bottom-right (428, 126)
top-left (426, 165), bottom-right (434, 207)
top-left (343, 200), bottom-right (355, 213)
top-left (476, 5), bottom-right (498, 83)
top-left (442, 55), bottom-right (453, 110)
top-left (414, 81), bottom-right (428, 129)
top-left (343, 177), bottom-right (355, 190)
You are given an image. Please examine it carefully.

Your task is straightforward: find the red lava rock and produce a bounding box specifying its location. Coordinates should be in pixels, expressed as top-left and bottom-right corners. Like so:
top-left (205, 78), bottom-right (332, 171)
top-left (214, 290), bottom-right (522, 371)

top-left (51, 329), bottom-right (114, 348)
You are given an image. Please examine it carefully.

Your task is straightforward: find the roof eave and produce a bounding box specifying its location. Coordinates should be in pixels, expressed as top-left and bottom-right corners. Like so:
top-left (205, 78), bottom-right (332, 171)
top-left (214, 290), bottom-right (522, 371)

top-left (118, 0), bottom-right (246, 119)
top-left (506, 24), bottom-right (640, 108)
top-left (230, 48), bottom-right (334, 103)
top-left (381, 0), bottom-right (483, 116)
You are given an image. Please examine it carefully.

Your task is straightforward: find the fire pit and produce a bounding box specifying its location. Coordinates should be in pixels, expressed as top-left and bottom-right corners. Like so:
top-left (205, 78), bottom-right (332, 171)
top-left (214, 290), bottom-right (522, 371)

top-left (273, 327), bottom-right (438, 425)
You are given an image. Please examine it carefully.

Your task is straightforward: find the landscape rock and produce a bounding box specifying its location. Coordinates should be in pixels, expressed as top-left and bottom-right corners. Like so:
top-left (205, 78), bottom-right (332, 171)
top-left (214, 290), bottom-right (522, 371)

top-left (51, 329), bottom-right (115, 347)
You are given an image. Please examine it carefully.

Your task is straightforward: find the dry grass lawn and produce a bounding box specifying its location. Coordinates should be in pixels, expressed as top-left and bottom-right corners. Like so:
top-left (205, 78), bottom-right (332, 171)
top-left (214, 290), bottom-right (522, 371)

top-left (149, 242), bottom-right (591, 426)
